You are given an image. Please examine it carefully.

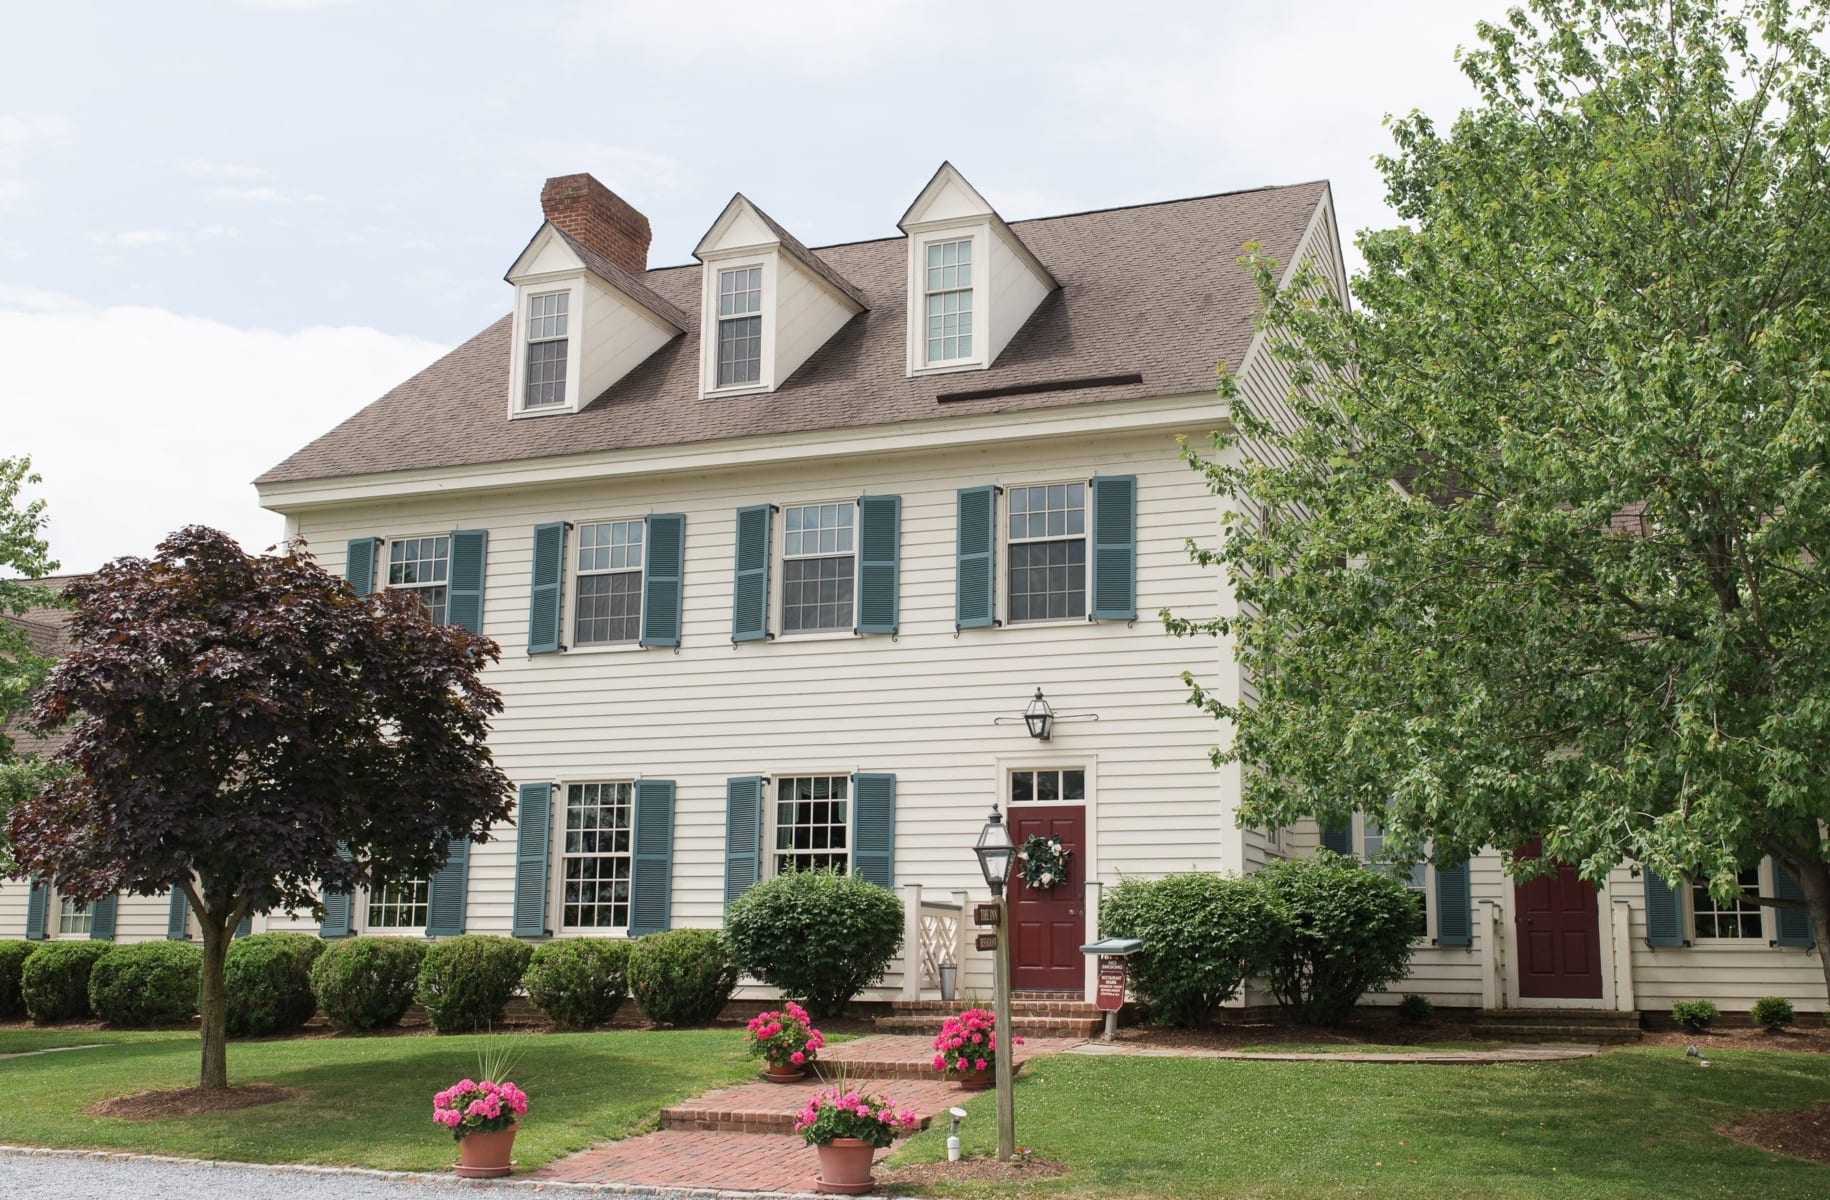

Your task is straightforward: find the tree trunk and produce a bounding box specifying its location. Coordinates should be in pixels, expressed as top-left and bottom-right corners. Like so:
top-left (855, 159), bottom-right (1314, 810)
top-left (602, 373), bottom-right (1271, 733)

top-left (1799, 858), bottom-right (1830, 1011)
top-left (198, 914), bottom-right (231, 1091)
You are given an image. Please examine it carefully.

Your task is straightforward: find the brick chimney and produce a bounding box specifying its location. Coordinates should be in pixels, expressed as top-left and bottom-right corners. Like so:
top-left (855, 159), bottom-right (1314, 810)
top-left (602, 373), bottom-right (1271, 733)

top-left (540, 173), bottom-right (651, 277)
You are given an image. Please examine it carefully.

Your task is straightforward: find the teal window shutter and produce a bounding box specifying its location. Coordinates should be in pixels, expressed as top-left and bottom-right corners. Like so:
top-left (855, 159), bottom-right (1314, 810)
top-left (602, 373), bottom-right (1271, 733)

top-left (345, 537), bottom-right (380, 595)
top-left (166, 890), bottom-right (189, 940)
top-left (425, 838), bottom-right (471, 937)
top-left (955, 485), bottom-right (998, 629)
top-left (512, 784), bottom-right (553, 937)
top-left (89, 893), bottom-right (118, 941)
top-left (25, 878), bottom-right (47, 940)
top-left (1773, 859), bottom-right (1815, 948)
top-left (851, 773), bottom-right (896, 888)
top-left (629, 780), bottom-right (676, 936)
top-left (1090, 475), bottom-right (1138, 621)
top-left (856, 496), bottom-right (901, 635)
top-left (447, 530), bottom-right (489, 634)
top-left (235, 915), bottom-right (253, 938)
top-left (641, 514), bottom-right (687, 648)
top-left (1643, 867), bottom-right (1684, 947)
top-left (732, 505), bottom-right (773, 643)
top-left (527, 523), bottom-right (567, 654)
top-left (319, 845), bottom-right (353, 938)
top-left (1433, 859), bottom-right (1472, 946)
top-left (724, 776), bottom-right (764, 901)
top-left (1320, 820), bottom-right (1352, 855)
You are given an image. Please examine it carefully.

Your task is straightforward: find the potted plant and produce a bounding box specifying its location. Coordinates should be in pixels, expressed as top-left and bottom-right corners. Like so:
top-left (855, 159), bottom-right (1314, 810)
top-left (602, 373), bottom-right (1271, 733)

top-left (746, 1000), bottom-right (826, 1082)
top-left (931, 1007), bottom-right (1020, 1090)
top-left (432, 1048), bottom-right (529, 1178)
top-left (794, 1084), bottom-right (918, 1194)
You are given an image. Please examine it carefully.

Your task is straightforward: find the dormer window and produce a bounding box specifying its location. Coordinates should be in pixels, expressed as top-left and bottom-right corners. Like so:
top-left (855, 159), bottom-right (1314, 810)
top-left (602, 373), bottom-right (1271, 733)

top-left (716, 266), bottom-right (764, 388)
top-left (524, 291), bottom-right (570, 409)
top-left (924, 239), bottom-right (974, 363)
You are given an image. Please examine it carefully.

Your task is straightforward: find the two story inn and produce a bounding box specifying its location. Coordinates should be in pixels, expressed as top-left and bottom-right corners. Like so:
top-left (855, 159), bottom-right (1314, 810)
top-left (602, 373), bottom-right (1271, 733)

top-left (7, 164), bottom-right (1821, 1020)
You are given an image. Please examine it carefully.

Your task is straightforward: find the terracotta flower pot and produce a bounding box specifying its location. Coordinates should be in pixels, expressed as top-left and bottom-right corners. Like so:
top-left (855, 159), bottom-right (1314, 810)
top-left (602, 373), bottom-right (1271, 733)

top-left (814, 1137), bottom-right (877, 1194)
top-left (453, 1123), bottom-right (518, 1178)
top-left (953, 1066), bottom-right (994, 1091)
top-left (764, 1065), bottom-right (808, 1083)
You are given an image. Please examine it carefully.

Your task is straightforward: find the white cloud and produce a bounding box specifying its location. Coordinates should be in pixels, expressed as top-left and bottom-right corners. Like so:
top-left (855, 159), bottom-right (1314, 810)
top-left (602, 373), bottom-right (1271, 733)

top-left (224, 0), bottom-right (356, 10)
top-left (0, 113), bottom-right (73, 205)
top-left (178, 159), bottom-right (269, 178)
top-left (205, 185), bottom-right (326, 203)
top-left (520, 142), bottom-right (685, 191)
top-left (570, 0), bottom-right (917, 66)
top-left (0, 299), bottom-right (448, 573)
top-left (86, 225), bottom-right (240, 251)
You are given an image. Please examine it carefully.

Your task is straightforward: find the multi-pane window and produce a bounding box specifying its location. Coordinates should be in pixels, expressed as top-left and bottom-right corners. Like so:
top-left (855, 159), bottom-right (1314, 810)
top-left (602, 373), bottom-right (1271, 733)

top-left (1692, 867), bottom-right (1763, 939)
top-left (782, 503), bottom-right (854, 632)
top-left (1010, 768), bottom-right (1086, 804)
top-left (574, 521), bottom-right (644, 646)
top-left (924, 238), bottom-right (974, 362)
top-left (367, 880), bottom-right (430, 929)
top-left (388, 536), bottom-right (450, 624)
top-left (1007, 483), bottom-right (1087, 622)
top-left (1364, 819), bottom-right (1428, 932)
top-left (562, 782), bottom-right (633, 929)
top-left (716, 266), bottom-right (763, 388)
top-left (774, 775), bottom-right (849, 874)
top-left (525, 291), bottom-right (569, 409)
top-left (56, 894), bottom-right (91, 937)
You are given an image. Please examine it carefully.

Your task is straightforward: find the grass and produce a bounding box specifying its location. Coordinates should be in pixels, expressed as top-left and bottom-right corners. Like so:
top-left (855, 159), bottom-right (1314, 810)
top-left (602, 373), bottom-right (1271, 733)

top-left (1236, 1040), bottom-right (1508, 1054)
top-left (0, 1029), bottom-right (192, 1056)
top-left (0, 1028), bottom-right (754, 1171)
top-left (886, 1047), bottom-right (1830, 1199)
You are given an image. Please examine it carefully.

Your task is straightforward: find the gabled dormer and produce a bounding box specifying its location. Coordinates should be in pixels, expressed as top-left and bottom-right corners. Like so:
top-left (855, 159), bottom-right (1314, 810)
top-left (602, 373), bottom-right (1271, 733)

top-left (502, 175), bottom-right (689, 419)
top-left (693, 194), bottom-right (867, 399)
top-left (898, 162), bottom-right (1057, 377)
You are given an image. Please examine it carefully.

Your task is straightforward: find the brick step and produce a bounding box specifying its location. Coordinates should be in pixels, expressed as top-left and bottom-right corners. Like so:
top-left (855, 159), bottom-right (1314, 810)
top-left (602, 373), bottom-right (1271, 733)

top-left (1475, 1024), bottom-right (1642, 1045)
top-left (1472, 1009), bottom-right (1641, 1027)
top-left (659, 1076), bottom-right (969, 1135)
top-left (874, 1013), bottom-right (1103, 1038)
top-left (887, 1000), bottom-right (1101, 1018)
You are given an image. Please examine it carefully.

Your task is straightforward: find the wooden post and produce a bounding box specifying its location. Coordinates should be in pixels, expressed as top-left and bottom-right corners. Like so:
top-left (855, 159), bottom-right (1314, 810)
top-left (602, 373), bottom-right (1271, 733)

top-left (993, 892), bottom-right (1015, 1161)
top-left (900, 883), bottom-right (923, 1001)
top-left (1081, 879), bottom-right (1103, 1000)
top-left (951, 889), bottom-right (970, 986)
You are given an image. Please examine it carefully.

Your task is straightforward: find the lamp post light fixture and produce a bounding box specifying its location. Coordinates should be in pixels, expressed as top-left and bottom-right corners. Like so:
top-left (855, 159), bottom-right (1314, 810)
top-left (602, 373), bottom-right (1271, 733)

top-left (1023, 688), bottom-right (1055, 741)
top-left (975, 805), bottom-right (1017, 1162)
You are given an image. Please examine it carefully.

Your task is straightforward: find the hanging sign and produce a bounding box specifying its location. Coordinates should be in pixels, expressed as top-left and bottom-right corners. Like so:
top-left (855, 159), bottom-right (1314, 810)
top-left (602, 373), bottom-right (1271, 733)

top-left (975, 933), bottom-right (999, 952)
top-left (1096, 956), bottom-right (1127, 1013)
top-left (974, 903), bottom-right (1001, 926)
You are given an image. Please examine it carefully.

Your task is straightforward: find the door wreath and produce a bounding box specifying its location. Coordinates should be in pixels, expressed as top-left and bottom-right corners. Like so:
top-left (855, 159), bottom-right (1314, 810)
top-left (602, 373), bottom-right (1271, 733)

top-left (1017, 834), bottom-right (1070, 890)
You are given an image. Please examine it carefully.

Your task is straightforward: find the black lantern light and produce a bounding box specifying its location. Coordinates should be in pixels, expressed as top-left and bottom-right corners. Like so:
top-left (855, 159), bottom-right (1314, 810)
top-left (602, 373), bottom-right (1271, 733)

top-left (975, 805), bottom-right (1016, 897)
top-left (1023, 688), bottom-right (1055, 741)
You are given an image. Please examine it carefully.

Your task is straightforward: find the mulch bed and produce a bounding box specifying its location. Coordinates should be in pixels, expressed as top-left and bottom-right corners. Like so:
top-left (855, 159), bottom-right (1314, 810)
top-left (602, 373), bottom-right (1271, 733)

top-left (1102, 1019), bottom-right (1486, 1051)
top-left (1721, 1101), bottom-right (1830, 1165)
top-left (879, 1153), bottom-right (1067, 1187)
top-left (1640, 1025), bottom-right (1830, 1054)
top-left (85, 1084), bottom-right (301, 1120)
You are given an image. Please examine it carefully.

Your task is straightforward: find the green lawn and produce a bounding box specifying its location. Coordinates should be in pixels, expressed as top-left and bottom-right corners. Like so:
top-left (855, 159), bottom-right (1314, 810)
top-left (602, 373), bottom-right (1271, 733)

top-left (0, 1029), bottom-right (192, 1056)
top-left (0, 1028), bottom-right (753, 1171)
top-left (886, 1048), bottom-right (1830, 1199)
top-left (1236, 1040), bottom-right (1508, 1054)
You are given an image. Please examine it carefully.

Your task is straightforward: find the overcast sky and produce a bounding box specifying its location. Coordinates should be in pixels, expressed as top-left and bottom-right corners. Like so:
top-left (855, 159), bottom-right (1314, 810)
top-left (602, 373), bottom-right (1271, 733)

top-left (1, 0), bottom-right (1508, 573)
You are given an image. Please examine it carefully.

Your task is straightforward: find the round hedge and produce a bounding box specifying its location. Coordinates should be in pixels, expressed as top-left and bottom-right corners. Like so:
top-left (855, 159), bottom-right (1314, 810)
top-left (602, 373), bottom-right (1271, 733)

top-left (1253, 852), bottom-right (1422, 1025)
top-left (627, 928), bottom-right (738, 1026)
top-left (522, 938), bottom-right (630, 1030)
top-left (226, 932), bottom-right (325, 1037)
top-left (20, 941), bottom-right (113, 1023)
top-left (0, 940), bottom-right (38, 1020)
top-left (415, 935), bottom-right (532, 1033)
top-left (723, 869), bottom-right (903, 1018)
top-left (89, 941), bottom-right (202, 1026)
top-left (1099, 872), bottom-right (1282, 1027)
top-left (308, 936), bottom-right (426, 1032)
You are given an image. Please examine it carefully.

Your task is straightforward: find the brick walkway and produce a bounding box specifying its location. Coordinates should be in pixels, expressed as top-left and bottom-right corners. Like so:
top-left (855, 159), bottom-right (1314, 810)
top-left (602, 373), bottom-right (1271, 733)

top-left (535, 1130), bottom-right (844, 1193)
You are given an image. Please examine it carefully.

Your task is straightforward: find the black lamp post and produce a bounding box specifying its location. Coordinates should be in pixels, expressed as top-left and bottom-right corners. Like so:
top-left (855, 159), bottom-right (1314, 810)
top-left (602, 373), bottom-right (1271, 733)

top-left (975, 805), bottom-right (1015, 897)
top-left (975, 805), bottom-right (1017, 1160)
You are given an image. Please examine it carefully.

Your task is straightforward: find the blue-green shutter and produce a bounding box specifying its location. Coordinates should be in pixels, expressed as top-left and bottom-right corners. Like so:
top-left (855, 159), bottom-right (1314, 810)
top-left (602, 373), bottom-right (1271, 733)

top-left (89, 894), bottom-right (117, 941)
top-left (724, 776), bottom-right (764, 902)
top-left (955, 486), bottom-right (998, 629)
top-left (1643, 867), bottom-right (1684, 947)
top-left (512, 784), bottom-right (553, 938)
top-left (527, 523), bottom-right (567, 654)
top-left (629, 780), bottom-right (675, 936)
top-left (851, 773), bottom-right (896, 888)
top-left (425, 838), bottom-right (471, 937)
top-left (1090, 475), bottom-right (1138, 621)
top-left (1320, 820), bottom-right (1352, 855)
top-left (640, 514), bottom-right (687, 648)
top-left (319, 846), bottom-right (354, 938)
top-left (235, 915), bottom-right (253, 938)
top-left (732, 506), bottom-right (772, 643)
top-left (166, 890), bottom-right (189, 940)
top-left (1773, 859), bottom-right (1816, 948)
top-left (1434, 859), bottom-right (1472, 946)
top-left (25, 878), bottom-right (47, 940)
top-left (345, 537), bottom-right (380, 595)
top-left (856, 496), bottom-right (901, 635)
top-left (447, 530), bottom-right (488, 634)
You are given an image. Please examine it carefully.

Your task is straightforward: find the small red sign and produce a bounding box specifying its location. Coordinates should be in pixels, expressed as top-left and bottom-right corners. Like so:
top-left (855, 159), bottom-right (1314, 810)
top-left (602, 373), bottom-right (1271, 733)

top-left (974, 903), bottom-right (1001, 927)
top-left (975, 933), bottom-right (999, 952)
top-left (1096, 956), bottom-right (1127, 1012)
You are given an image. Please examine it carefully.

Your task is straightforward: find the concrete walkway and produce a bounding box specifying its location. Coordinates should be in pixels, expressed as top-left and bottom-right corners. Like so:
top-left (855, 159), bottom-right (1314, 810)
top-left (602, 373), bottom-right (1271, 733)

top-left (1065, 1041), bottom-right (1603, 1064)
top-left (0, 1044), bottom-right (106, 1061)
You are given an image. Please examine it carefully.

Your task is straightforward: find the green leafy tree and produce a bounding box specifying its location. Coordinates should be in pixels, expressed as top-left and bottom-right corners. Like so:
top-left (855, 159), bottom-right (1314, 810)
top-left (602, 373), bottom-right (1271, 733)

top-left (1174, 0), bottom-right (1830, 1001)
top-left (0, 455), bottom-right (61, 875)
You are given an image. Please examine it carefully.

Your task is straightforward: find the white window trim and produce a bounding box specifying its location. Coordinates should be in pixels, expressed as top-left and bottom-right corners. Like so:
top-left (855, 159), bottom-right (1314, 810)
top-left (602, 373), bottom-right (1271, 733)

top-left (907, 225), bottom-right (989, 376)
top-left (553, 779), bottom-right (636, 935)
top-left (775, 498), bottom-right (860, 638)
top-left (1004, 764), bottom-right (1091, 807)
top-left (383, 532), bottom-right (452, 625)
top-left (700, 255), bottom-right (775, 398)
top-left (508, 275), bottom-right (586, 418)
top-left (1352, 812), bottom-right (1435, 945)
top-left (1687, 859), bottom-right (1770, 945)
top-left (765, 771), bottom-right (856, 879)
top-left (50, 887), bottom-right (93, 940)
top-left (999, 478), bottom-right (1090, 627)
top-left (568, 516), bottom-right (647, 651)
top-left (359, 878), bottom-right (430, 938)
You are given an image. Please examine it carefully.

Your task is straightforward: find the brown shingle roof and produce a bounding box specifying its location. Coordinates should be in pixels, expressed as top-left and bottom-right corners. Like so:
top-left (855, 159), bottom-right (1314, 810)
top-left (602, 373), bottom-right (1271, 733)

top-left (732, 196), bottom-right (870, 311)
top-left (548, 230), bottom-right (692, 331)
top-left (2, 578), bottom-right (83, 761)
top-left (258, 181), bottom-right (1329, 486)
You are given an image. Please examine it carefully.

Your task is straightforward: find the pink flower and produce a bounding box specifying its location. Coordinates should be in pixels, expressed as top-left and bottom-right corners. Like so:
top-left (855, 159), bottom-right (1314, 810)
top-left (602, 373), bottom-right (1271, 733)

top-left (790, 1051), bottom-right (806, 1065)
top-left (956, 1057), bottom-right (968, 1072)
top-left (975, 1058), bottom-right (988, 1071)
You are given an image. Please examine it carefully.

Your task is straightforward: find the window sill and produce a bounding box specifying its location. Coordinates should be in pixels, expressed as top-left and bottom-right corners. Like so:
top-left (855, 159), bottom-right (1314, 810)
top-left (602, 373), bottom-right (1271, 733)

top-left (509, 404), bottom-right (577, 420)
top-left (566, 642), bottom-right (648, 655)
top-left (1684, 938), bottom-right (1773, 950)
top-left (703, 383), bottom-right (770, 399)
top-left (1002, 616), bottom-right (1095, 629)
top-left (911, 359), bottom-right (985, 378)
top-left (558, 928), bottom-right (631, 938)
top-left (777, 629), bottom-right (860, 642)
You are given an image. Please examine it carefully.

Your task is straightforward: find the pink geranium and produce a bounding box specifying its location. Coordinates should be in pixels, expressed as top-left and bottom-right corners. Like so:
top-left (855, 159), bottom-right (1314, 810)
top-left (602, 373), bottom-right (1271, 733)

top-left (432, 1075), bottom-right (526, 1143)
top-left (744, 1001), bottom-right (825, 1072)
top-left (795, 1086), bottom-right (921, 1149)
top-left (931, 1008), bottom-right (1020, 1081)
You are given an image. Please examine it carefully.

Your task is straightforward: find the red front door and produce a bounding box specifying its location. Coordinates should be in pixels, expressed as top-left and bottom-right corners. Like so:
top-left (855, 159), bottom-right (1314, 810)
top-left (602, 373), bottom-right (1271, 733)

top-left (1007, 805), bottom-right (1086, 992)
top-left (1514, 839), bottom-right (1604, 999)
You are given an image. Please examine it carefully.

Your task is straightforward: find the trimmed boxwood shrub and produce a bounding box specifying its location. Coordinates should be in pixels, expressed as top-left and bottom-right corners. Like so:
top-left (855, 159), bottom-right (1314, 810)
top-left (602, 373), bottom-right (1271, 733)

top-left (1752, 995), bottom-right (1796, 1031)
top-left (309, 936), bottom-right (426, 1032)
top-left (523, 938), bottom-right (630, 1030)
top-left (1672, 999), bottom-right (1719, 1031)
top-left (627, 928), bottom-right (738, 1026)
top-left (0, 940), bottom-right (37, 1020)
top-left (89, 941), bottom-right (202, 1026)
top-left (20, 941), bottom-right (112, 1023)
top-left (1252, 851), bottom-right (1422, 1025)
top-left (415, 935), bottom-right (532, 1033)
top-left (226, 932), bottom-right (325, 1037)
top-left (1099, 872), bottom-right (1282, 1028)
top-left (723, 869), bottom-right (904, 1018)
